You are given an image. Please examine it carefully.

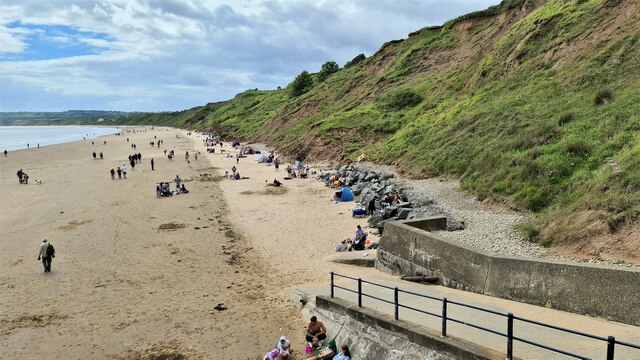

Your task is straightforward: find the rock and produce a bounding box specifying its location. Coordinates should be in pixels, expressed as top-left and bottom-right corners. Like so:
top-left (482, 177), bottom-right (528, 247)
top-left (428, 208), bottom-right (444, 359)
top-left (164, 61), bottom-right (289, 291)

top-left (408, 211), bottom-right (429, 220)
top-left (397, 208), bottom-right (412, 220)
top-left (447, 219), bottom-right (465, 231)
top-left (368, 214), bottom-right (383, 228)
top-left (365, 172), bottom-right (378, 181)
top-left (383, 206), bottom-right (398, 220)
top-left (396, 201), bottom-right (412, 209)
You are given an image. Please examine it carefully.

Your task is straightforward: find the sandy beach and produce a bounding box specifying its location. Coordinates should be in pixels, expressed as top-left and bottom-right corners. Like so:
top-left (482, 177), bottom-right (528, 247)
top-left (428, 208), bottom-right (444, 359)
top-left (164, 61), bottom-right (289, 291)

top-left (0, 127), bottom-right (377, 359)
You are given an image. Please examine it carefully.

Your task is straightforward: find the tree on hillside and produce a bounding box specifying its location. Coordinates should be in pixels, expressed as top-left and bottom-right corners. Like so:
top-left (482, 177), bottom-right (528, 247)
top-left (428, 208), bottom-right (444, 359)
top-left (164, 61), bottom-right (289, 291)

top-left (289, 71), bottom-right (314, 97)
top-left (318, 61), bottom-right (340, 82)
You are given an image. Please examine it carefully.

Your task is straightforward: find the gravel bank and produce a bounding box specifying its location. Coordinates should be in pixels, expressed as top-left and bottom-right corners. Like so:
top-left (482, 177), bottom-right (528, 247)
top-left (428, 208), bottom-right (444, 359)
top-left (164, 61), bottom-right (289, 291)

top-left (352, 162), bottom-right (638, 268)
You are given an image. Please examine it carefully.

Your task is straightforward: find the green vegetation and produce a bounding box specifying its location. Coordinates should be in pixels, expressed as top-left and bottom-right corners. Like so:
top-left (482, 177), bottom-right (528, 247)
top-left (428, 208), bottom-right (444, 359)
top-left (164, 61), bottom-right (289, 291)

top-left (0, 110), bottom-right (127, 125)
top-left (102, 0), bottom-right (640, 251)
top-left (289, 71), bottom-right (314, 97)
top-left (318, 61), bottom-right (340, 82)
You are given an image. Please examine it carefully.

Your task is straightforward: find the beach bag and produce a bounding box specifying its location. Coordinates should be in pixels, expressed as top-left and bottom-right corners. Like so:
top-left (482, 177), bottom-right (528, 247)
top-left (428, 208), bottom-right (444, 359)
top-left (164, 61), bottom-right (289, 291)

top-left (46, 244), bottom-right (55, 257)
top-left (328, 339), bottom-right (338, 354)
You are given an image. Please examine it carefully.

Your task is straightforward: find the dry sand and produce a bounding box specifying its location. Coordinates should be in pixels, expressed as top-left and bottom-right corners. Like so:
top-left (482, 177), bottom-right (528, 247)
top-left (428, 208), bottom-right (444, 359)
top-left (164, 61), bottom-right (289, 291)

top-left (0, 127), bottom-right (376, 359)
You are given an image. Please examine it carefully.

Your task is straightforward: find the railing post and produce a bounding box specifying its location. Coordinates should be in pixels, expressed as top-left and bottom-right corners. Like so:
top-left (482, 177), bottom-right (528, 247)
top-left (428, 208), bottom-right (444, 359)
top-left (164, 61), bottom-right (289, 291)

top-left (607, 336), bottom-right (615, 360)
top-left (357, 278), bottom-right (362, 308)
top-left (394, 287), bottom-right (399, 321)
top-left (330, 272), bottom-right (334, 299)
top-left (442, 297), bottom-right (448, 337)
top-left (507, 313), bottom-right (514, 360)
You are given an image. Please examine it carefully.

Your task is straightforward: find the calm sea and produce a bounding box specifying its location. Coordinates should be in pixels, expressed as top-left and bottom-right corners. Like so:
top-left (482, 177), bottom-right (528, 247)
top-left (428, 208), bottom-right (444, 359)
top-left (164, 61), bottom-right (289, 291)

top-left (0, 126), bottom-right (121, 151)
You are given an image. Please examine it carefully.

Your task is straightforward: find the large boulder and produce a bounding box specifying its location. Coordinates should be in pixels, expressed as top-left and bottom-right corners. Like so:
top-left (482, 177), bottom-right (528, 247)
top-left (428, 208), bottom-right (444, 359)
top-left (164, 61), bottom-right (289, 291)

top-left (364, 172), bottom-right (378, 182)
top-left (447, 219), bottom-right (466, 231)
top-left (383, 206), bottom-right (398, 220)
top-left (396, 202), bottom-right (413, 209)
top-left (397, 208), bottom-right (412, 220)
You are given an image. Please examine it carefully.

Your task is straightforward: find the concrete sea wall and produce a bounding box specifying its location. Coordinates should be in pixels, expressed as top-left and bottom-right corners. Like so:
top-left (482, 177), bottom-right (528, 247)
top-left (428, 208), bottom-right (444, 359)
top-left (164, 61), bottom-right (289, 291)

top-left (289, 289), bottom-right (503, 360)
top-left (376, 217), bottom-right (640, 326)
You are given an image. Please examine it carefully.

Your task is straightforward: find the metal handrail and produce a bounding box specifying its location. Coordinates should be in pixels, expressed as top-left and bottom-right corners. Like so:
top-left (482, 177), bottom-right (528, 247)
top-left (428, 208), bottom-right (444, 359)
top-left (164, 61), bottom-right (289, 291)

top-left (329, 272), bottom-right (640, 360)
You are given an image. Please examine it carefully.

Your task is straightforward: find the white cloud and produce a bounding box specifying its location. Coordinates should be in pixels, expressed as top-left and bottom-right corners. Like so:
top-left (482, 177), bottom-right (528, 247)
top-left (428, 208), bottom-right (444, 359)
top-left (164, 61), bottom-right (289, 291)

top-left (0, 0), bottom-right (499, 111)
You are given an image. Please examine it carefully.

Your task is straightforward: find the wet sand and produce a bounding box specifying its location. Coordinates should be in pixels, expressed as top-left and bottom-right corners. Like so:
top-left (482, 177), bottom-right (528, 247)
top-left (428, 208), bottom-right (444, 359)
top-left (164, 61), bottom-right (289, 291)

top-left (0, 127), bottom-right (374, 359)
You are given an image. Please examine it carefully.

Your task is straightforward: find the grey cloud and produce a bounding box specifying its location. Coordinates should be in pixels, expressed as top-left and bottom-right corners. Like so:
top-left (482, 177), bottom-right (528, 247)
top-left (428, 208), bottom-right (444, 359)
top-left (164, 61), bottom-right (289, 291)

top-left (0, 0), bottom-right (501, 111)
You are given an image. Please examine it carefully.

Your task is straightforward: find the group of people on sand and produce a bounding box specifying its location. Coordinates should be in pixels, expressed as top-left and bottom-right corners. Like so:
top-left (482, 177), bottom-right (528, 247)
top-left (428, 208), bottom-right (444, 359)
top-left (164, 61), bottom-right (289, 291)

top-left (16, 168), bottom-right (29, 184)
top-left (92, 151), bottom-right (104, 160)
top-left (336, 225), bottom-right (368, 252)
top-left (263, 316), bottom-right (351, 360)
top-left (155, 176), bottom-right (188, 198)
top-left (285, 163), bottom-right (310, 179)
top-left (227, 165), bottom-right (245, 180)
top-left (109, 165), bottom-right (127, 179)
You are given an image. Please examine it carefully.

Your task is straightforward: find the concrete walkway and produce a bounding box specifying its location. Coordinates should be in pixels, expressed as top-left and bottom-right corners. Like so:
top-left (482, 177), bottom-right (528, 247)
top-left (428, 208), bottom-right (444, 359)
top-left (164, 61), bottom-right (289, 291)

top-left (296, 273), bottom-right (640, 359)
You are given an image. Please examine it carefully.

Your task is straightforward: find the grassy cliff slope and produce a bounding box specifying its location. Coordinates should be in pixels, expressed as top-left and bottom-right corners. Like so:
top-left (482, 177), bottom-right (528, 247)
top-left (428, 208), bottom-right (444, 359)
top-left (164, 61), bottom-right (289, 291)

top-left (114, 0), bottom-right (640, 261)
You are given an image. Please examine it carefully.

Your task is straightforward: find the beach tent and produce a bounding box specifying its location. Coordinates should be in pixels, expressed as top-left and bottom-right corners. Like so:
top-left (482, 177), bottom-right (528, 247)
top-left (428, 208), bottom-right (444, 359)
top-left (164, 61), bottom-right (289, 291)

top-left (254, 154), bottom-right (269, 162)
top-left (340, 187), bottom-right (354, 202)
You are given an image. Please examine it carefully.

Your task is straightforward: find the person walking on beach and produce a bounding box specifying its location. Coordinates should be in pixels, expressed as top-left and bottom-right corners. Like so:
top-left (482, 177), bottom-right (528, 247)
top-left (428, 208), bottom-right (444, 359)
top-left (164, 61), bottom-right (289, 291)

top-left (117, 167), bottom-right (122, 179)
top-left (17, 169), bottom-right (23, 183)
top-left (174, 175), bottom-right (182, 189)
top-left (99, 152), bottom-right (103, 159)
top-left (110, 168), bottom-right (115, 180)
top-left (4, 150), bottom-right (7, 157)
top-left (122, 164), bottom-right (127, 179)
top-left (130, 158), bottom-right (135, 170)
top-left (93, 151), bottom-right (97, 160)
top-left (27, 143), bottom-right (30, 149)
top-left (151, 158), bottom-right (155, 171)
top-left (37, 239), bottom-right (55, 273)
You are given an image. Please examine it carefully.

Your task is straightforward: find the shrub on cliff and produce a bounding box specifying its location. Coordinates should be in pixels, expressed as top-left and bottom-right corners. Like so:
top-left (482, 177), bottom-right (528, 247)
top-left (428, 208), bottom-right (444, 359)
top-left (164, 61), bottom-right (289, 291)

top-left (378, 89), bottom-right (423, 110)
top-left (289, 71), bottom-right (314, 97)
top-left (318, 61), bottom-right (340, 82)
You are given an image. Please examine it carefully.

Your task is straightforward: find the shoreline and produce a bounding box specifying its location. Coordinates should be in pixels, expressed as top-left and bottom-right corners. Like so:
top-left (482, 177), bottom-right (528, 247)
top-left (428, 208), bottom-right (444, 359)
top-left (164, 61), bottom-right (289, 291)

top-left (0, 125), bottom-right (123, 152)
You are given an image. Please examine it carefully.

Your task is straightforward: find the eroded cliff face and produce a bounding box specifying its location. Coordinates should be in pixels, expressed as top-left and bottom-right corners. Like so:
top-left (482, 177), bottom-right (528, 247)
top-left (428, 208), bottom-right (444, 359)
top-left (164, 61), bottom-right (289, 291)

top-left (119, 0), bottom-right (640, 260)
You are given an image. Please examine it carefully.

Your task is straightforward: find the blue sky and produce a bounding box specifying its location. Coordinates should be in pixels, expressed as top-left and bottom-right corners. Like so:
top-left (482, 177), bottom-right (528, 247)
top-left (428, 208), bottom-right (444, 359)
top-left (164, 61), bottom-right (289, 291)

top-left (0, 0), bottom-right (499, 112)
top-left (2, 22), bottom-right (112, 61)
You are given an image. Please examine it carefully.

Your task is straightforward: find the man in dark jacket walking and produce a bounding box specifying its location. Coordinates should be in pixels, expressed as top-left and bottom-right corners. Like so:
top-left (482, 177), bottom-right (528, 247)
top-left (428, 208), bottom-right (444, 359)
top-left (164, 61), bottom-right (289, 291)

top-left (37, 239), bottom-right (55, 272)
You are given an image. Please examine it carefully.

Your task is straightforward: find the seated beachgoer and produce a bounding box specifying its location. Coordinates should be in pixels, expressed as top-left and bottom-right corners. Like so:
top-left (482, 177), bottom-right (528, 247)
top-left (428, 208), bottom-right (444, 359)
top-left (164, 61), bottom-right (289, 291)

top-left (180, 184), bottom-right (189, 194)
top-left (350, 231), bottom-right (367, 251)
top-left (333, 345), bottom-right (351, 360)
top-left (263, 348), bottom-right (282, 360)
top-left (272, 179), bottom-right (282, 187)
top-left (277, 336), bottom-right (292, 355)
top-left (306, 316), bottom-right (327, 347)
